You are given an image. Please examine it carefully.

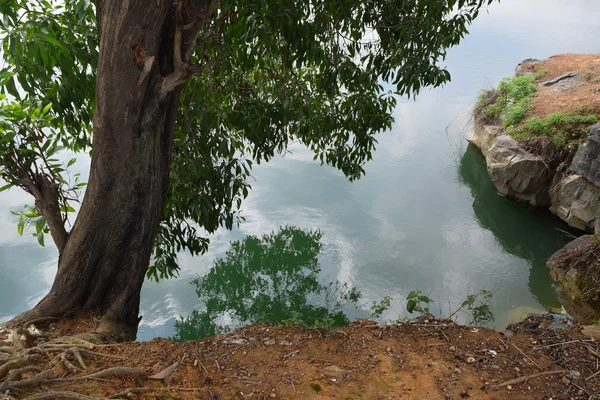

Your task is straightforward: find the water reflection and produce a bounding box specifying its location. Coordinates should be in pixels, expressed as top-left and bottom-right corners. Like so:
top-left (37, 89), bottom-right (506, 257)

top-left (173, 226), bottom-right (361, 341)
top-left (458, 145), bottom-right (580, 309)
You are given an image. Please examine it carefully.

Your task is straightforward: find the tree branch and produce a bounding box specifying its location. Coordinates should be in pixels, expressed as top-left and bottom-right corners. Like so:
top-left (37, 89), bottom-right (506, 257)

top-left (33, 175), bottom-right (69, 253)
top-left (173, 0), bottom-right (184, 70)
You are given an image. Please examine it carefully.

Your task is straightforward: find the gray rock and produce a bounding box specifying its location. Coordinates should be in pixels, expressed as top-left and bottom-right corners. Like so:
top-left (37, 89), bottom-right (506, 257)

top-left (470, 124), bottom-right (552, 206)
top-left (538, 72), bottom-right (578, 87)
top-left (514, 58), bottom-right (544, 77)
top-left (547, 235), bottom-right (599, 323)
top-left (550, 174), bottom-right (600, 232)
top-left (570, 123), bottom-right (600, 186)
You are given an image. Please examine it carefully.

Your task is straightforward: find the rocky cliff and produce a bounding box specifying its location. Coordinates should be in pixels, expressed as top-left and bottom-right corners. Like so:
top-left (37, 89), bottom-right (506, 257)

top-left (470, 122), bottom-right (600, 232)
top-left (470, 54), bottom-right (600, 323)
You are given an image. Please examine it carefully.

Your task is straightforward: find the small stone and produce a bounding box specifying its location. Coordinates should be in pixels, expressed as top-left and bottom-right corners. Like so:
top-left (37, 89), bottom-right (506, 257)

top-left (467, 357), bottom-right (476, 363)
top-left (449, 346), bottom-right (456, 352)
top-left (454, 368), bottom-right (462, 374)
top-left (507, 385), bottom-right (512, 390)
top-left (491, 364), bottom-right (499, 370)
top-left (270, 394), bottom-right (276, 398)
top-left (569, 370), bottom-right (581, 379)
top-left (126, 393), bottom-right (137, 399)
top-left (514, 367), bottom-right (520, 372)
top-left (562, 377), bottom-right (571, 385)
top-left (263, 339), bottom-right (275, 346)
top-left (193, 359), bottom-right (199, 367)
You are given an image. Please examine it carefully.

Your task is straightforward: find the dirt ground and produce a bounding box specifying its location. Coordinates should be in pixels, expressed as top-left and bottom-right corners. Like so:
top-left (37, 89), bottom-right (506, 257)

top-left (519, 53), bottom-right (600, 119)
top-left (2, 315), bottom-right (600, 399)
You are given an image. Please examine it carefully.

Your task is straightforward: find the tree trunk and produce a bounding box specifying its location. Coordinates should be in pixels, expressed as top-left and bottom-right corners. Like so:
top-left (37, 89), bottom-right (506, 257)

top-left (5, 1), bottom-right (204, 340)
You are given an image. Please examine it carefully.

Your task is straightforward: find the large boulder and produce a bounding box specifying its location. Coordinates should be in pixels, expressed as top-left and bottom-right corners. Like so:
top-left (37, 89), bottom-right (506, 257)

top-left (547, 235), bottom-right (600, 323)
top-left (550, 174), bottom-right (600, 232)
top-left (469, 124), bottom-right (552, 206)
top-left (570, 123), bottom-right (600, 186)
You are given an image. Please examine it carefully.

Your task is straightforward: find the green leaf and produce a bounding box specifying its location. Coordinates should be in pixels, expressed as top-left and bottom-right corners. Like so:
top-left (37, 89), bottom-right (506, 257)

top-left (406, 299), bottom-right (416, 314)
top-left (35, 217), bottom-right (46, 234)
top-left (37, 33), bottom-right (69, 54)
top-left (41, 102), bottom-right (52, 115)
top-left (0, 183), bottom-right (14, 192)
top-left (406, 290), bottom-right (418, 300)
top-left (37, 231), bottom-right (45, 247)
top-left (67, 157), bottom-right (76, 167)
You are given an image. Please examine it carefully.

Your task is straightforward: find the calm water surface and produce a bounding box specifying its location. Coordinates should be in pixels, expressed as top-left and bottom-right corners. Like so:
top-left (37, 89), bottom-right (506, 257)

top-left (1, 0), bottom-right (599, 340)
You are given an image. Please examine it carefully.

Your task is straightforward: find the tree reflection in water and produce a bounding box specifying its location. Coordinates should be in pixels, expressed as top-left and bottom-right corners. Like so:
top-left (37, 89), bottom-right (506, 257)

top-left (173, 226), bottom-right (361, 341)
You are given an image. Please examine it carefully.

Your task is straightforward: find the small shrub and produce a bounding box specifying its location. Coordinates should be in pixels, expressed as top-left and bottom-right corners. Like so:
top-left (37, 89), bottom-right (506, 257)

top-left (406, 289), bottom-right (433, 316)
top-left (448, 290), bottom-right (495, 326)
top-left (370, 296), bottom-right (392, 318)
top-left (509, 113), bottom-right (598, 147)
top-left (475, 75), bottom-right (537, 127)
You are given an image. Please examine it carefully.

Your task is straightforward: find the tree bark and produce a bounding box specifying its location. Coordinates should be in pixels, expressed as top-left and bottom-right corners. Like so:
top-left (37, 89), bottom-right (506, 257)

top-left (5, 1), bottom-right (210, 339)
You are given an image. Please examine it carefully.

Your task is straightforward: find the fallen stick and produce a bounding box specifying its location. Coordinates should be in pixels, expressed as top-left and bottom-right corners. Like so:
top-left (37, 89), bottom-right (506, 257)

top-left (494, 370), bottom-right (568, 388)
top-left (534, 339), bottom-right (595, 349)
top-left (512, 343), bottom-right (544, 371)
top-left (586, 369), bottom-right (600, 381)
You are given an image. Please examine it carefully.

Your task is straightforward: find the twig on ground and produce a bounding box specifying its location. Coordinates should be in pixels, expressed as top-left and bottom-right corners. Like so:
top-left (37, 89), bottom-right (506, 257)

top-left (512, 343), bottom-right (544, 371)
top-left (494, 370), bottom-right (568, 387)
top-left (534, 339), bottom-right (595, 349)
top-left (585, 369), bottom-right (600, 381)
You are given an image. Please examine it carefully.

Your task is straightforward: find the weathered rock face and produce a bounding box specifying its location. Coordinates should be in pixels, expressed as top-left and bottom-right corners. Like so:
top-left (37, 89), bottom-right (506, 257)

top-left (547, 235), bottom-right (600, 323)
top-left (550, 174), bottom-right (600, 232)
top-left (570, 123), bottom-right (600, 186)
top-left (469, 123), bottom-right (552, 206)
top-left (470, 121), bottom-right (600, 232)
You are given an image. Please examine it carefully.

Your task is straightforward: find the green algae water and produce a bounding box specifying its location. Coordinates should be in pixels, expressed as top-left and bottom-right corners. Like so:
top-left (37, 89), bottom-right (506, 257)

top-left (1, 0), bottom-right (598, 340)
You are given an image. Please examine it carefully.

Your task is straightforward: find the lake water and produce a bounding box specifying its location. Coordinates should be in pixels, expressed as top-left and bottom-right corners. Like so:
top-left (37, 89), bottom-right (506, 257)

top-left (1, 0), bottom-right (599, 340)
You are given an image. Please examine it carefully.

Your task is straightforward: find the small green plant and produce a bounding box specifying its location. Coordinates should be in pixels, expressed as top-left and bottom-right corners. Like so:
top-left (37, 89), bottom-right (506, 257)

top-left (280, 311), bottom-right (305, 327)
top-left (370, 296), bottom-right (392, 318)
top-left (312, 316), bottom-right (336, 330)
top-left (449, 290), bottom-right (495, 326)
top-left (475, 75), bottom-right (538, 127)
top-left (509, 112), bottom-right (598, 147)
top-left (406, 290), bottom-right (433, 316)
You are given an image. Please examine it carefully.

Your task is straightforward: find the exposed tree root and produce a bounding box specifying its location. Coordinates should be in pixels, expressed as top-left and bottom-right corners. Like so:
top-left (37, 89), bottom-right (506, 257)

top-left (60, 366), bottom-right (147, 382)
top-left (0, 366), bottom-right (42, 391)
top-left (5, 369), bottom-right (54, 389)
top-left (107, 386), bottom-right (206, 399)
top-left (0, 354), bottom-right (41, 379)
top-left (22, 391), bottom-right (105, 400)
top-left (0, 331), bottom-right (150, 399)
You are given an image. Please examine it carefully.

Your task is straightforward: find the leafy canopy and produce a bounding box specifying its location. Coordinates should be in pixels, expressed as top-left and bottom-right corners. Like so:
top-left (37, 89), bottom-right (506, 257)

top-left (0, 0), bottom-right (493, 278)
